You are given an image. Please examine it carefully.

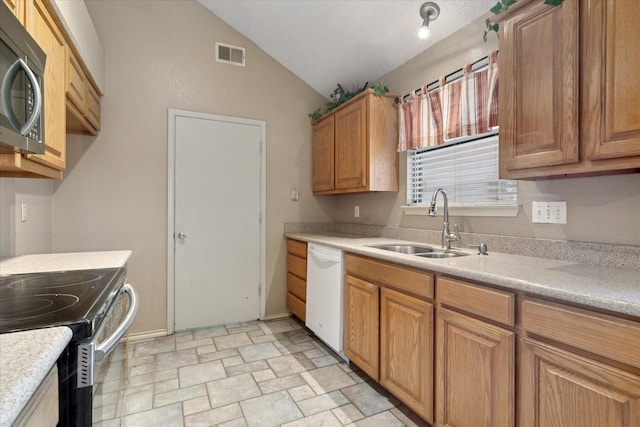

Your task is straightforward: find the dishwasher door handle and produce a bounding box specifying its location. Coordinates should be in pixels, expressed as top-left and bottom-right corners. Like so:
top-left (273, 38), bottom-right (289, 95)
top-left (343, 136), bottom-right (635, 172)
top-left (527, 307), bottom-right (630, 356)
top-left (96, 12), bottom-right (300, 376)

top-left (309, 250), bottom-right (340, 264)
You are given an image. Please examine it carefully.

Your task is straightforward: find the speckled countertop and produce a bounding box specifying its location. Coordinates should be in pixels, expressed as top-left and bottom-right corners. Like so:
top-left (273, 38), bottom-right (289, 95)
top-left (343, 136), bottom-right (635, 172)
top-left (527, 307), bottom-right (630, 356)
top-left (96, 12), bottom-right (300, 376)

top-left (0, 327), bottom-right (72, 427)
top-left (287, 233), bottom-right (640, 317)
top-left (0, 250), bottom-right (132, 275)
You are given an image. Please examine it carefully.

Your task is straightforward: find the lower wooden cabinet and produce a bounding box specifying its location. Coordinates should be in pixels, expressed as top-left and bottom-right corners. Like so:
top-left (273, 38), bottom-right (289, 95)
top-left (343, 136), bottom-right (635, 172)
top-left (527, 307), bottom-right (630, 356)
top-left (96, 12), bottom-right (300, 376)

top-left (436, 307), bottom-right (515, 427)
top-left (520, 338), bottom-right (640, 427)
top-left (286, 239), bottom-right (307, 321)
top-left (520, 298), bottom-right (640, 427)
top-left (381, 287), bottom-right (433, 422)
top-left (344, 273), bottom-right (379, 380)
top-left (344, 253), bottom-right (434, 423)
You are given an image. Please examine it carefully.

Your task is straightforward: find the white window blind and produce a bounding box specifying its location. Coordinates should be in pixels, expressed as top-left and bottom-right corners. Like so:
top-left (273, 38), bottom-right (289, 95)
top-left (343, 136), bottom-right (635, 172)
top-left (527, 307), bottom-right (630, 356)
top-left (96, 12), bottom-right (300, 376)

top-left (407, 132), bottom-right (517, 205)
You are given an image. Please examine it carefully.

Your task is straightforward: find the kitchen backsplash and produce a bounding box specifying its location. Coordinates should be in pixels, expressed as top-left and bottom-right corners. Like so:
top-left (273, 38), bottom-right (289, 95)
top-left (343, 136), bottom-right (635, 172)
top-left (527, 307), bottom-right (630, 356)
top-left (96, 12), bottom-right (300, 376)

top-left (284, 222), bottom-right (640, 271)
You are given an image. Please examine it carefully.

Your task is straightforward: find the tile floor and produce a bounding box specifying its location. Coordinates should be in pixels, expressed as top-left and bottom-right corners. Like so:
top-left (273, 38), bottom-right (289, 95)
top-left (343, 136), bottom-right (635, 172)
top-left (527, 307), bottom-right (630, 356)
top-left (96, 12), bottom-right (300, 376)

top-left (93, 317), bottom-right (429, 427)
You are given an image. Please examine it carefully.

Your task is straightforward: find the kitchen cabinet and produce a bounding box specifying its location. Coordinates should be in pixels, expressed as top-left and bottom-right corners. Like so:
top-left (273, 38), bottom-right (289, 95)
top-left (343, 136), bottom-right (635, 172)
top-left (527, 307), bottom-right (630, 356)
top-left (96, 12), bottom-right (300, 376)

top-left (3, 0), bottom-right (24, 20)
top-left (344, 253), bottom-right (434, 422)
top-left (0, 0), bottom-right (65, 178)
top-left (13, 365), bottom-right (59, 427)
top-left (436, 276), bottom-right (515, 427)
top-left (65, 45), bottom-right (101, 135)
top-left (496, 0), bottom-right (640, 179)
top-left (380, 287), bottom-right (433, 421)
top-left (312, 89), bottom-right (399, 195)
top-left (520, 298), bottom-right (640, 427)
top-left (344, 272), bottom-right (379, 380)
top-left (286, 238), bottom-right (307, 321)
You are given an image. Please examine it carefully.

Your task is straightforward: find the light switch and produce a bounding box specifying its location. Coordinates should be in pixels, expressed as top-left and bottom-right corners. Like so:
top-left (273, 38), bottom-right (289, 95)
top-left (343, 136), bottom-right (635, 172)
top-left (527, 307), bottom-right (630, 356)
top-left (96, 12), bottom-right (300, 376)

top-left (354, 206), bottom-right (360, 218)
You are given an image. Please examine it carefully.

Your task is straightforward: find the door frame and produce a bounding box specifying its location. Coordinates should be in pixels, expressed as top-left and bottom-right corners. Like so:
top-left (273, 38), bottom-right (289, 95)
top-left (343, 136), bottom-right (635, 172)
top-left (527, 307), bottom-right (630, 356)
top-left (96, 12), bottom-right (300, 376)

top-left (167, 108), bottom-right (266, 335)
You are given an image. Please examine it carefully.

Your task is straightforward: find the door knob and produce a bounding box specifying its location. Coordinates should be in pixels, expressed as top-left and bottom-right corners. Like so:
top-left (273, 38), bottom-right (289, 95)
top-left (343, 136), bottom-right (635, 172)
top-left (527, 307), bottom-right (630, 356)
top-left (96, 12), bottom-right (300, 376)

top-left (177, 232), bottom-right (187, 240)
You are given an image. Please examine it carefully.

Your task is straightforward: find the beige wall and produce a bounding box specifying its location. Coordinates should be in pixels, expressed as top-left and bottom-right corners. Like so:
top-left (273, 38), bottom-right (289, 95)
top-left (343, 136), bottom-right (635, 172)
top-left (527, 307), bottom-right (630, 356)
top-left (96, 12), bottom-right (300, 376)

top-left (51, 0), bottom-right (334, 334)
top-left (331, 16), bottom-right (640, 247)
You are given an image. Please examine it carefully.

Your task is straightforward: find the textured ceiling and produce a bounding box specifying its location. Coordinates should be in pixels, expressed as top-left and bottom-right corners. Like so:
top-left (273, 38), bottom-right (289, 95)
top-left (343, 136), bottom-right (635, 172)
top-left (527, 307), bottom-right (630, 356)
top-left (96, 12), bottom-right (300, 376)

top-left (198, 0), bottom-right (495, 97)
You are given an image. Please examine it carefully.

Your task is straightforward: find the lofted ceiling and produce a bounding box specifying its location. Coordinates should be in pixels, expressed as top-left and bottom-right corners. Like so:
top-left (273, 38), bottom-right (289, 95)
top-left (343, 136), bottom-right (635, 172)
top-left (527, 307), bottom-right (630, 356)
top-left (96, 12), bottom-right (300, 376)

top-left (198, 0), bottom-right (495, 98)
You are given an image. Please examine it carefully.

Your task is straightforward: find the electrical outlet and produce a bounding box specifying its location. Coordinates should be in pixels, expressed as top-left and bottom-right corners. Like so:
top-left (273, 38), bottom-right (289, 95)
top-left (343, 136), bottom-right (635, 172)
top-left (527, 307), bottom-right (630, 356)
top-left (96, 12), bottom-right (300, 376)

top-left (290, 187), bottom-right (299, 201)
top-left (532, 201), bottom-right (567, 224)
top-left (354, 206), bottom-right (360, 218)
top-left (21, 203), bottom-right (27, 222)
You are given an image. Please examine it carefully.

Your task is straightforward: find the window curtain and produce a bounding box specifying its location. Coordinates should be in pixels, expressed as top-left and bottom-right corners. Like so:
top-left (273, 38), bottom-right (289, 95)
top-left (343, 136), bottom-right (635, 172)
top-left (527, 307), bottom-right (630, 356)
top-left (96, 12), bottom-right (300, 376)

top-left (398, 51), bottom-right (499, 152)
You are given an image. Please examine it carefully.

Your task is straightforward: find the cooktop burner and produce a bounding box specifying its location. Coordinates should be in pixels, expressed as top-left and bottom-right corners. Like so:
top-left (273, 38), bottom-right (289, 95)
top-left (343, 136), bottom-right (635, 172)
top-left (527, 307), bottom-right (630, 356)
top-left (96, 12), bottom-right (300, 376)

top-left (6, 271), bottom-right (103, 290)
top-left (0, 268), bottom-right (125, 338)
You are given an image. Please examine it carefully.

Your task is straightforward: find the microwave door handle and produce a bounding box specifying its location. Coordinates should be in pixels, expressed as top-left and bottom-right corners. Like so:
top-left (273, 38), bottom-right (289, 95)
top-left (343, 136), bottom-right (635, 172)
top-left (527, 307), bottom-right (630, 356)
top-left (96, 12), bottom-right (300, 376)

top-left (93, 283), bottom-right (139, 362)
top-left (0, 58), bottom-right (42, 136)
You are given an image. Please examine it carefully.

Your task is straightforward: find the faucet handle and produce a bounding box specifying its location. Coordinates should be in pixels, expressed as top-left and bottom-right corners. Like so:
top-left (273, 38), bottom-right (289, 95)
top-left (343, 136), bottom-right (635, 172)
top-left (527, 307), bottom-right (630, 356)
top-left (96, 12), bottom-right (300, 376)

top-left (451, 224), bottom-right (460, 240)
top-left (469, 243), bottom-right (488, 255)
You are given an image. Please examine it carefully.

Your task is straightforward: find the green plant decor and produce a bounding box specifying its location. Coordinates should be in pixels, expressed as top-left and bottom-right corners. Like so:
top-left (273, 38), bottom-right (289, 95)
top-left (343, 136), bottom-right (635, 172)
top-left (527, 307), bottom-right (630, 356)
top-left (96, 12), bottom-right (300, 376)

top-left (483, 0), bottom-right (565, 41)
top-left (309, 83), bottom-right (390, 121)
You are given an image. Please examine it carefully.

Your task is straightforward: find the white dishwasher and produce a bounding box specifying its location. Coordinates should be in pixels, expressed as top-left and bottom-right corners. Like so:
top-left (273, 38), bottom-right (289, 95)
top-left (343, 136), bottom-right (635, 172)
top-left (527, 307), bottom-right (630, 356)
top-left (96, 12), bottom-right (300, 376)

top-left (305, 243), bottom-right (345, 357)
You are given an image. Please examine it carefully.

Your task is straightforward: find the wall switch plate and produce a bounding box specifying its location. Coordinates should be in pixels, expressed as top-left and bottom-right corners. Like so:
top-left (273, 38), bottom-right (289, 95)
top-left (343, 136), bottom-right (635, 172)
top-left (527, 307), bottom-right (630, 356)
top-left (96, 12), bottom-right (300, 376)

top-left (21, 203), bottom-right (27, 222)
top-left (290, 187), bottom-right (299, 201)
top-left (532, 201), bottom-right (567, 224)
top-left (354, 206), bottom-right (360, 218)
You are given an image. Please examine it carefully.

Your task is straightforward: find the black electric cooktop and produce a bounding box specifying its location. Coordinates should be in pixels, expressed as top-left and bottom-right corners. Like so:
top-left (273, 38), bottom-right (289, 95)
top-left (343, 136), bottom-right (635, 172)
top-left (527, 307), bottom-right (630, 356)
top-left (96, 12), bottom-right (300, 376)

top-left (0, 267), bottom-right (125, 339)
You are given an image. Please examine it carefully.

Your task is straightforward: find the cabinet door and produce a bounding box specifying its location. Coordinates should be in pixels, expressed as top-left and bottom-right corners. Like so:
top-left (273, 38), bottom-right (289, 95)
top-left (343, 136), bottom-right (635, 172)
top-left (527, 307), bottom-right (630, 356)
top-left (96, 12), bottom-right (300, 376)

top-left (498, 0), bottom-right (579, 177)
top-left (3, 0), bottom-right (24, 21)
top-left (436, 307), bottom-right (515, 427)
top-left (520, 338), bottom-right (640, 427)
top-left (25, 0), bottom-right (66, 171)
top-left (583, 0), bottom-right (640, 161)
top-left (343, 274), bottom-right (379, 380)
top-left (334, 97), bottom-right (367, 191)
top-left (380, 287), bottom-right (433, 423)
top-left (312, 116), bottom-right (335, 193)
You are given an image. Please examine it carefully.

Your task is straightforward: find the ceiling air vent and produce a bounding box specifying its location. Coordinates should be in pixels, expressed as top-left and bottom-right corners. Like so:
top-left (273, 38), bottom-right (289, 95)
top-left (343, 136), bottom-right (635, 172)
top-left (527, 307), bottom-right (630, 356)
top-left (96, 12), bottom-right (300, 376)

top-left (216, 42), bottom-right (245, 67)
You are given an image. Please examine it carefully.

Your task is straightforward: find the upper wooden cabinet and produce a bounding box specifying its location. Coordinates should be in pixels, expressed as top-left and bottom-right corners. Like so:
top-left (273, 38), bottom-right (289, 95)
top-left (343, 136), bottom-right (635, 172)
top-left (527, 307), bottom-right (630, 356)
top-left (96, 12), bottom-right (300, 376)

top-left (65, 45), bottom-right (101, 135)
top-left (312, 90), bottom-right (399, 194)
top-left (496, 0), bottom-right (640, 179)
top-left (0, 0), bottom-right (66, 178)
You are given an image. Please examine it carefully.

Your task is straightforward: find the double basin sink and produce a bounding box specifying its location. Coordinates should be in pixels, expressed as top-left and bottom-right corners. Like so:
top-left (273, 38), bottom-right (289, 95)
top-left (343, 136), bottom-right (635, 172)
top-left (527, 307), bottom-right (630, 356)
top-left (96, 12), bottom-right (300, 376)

top-left (368, 244), bottom-right (468, 258)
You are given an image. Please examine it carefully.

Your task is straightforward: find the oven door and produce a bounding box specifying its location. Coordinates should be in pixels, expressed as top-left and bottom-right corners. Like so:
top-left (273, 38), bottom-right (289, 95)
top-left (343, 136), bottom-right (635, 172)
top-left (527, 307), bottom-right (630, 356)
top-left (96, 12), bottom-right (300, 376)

top-left (73, 283), bottom-right (138, 425)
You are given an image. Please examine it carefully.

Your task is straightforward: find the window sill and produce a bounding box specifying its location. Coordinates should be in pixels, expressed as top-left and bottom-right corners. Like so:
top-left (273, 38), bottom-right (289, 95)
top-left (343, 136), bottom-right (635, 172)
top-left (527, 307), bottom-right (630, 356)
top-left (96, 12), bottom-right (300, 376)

top-left (401, 203), bottom-right (520, 217)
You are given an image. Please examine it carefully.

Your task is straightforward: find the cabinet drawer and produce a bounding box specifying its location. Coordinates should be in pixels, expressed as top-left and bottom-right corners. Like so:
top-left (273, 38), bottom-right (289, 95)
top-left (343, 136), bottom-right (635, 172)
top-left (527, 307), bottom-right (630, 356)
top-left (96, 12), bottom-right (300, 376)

top-left (345, 253), bottom-right (433, 299)
top-left (287, 239), bottom-right (307, 258)
top-left (522, 298), bottom-right (640, 369)
top-left (287, 254), bottom-right (306, 280)
top-left (287, 272), bottom-right (306, 302)
top-left (438, 277), bottom-right (515, 326)
top-left (287, 292), bottom-right (306, 322)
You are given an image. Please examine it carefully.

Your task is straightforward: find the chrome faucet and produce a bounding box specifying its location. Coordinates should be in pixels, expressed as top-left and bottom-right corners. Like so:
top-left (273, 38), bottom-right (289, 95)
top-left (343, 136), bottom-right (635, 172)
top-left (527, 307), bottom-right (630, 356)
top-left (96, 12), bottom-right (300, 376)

top-left (428, 188), bottom-right (459, 250)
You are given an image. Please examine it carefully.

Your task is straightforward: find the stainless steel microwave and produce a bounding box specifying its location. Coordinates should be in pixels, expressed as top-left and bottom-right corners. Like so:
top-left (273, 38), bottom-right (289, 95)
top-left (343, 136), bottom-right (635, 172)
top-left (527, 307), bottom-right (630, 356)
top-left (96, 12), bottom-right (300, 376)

top-left (0, 0), bottom-right (46, 155)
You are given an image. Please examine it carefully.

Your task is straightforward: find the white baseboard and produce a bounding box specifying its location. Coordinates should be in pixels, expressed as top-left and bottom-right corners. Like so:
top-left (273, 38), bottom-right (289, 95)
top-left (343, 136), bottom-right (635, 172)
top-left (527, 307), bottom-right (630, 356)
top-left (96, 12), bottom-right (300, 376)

top-left (127, 329), bottom-right (168, 342)
top-left (261, 312), bottom-right (293, 321)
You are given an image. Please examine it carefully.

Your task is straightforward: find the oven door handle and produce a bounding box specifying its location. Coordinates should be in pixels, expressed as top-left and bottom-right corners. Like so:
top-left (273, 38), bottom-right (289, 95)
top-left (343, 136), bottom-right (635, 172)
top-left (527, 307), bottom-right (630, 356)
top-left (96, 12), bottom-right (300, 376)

top-left (94, 283), bottom-right (138, 362)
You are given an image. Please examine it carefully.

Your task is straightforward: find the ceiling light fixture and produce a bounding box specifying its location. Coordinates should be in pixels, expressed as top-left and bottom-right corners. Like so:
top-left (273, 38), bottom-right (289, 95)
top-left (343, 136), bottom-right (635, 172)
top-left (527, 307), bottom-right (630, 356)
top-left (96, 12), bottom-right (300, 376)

top-left (417, 1), bottom-right (440, 39)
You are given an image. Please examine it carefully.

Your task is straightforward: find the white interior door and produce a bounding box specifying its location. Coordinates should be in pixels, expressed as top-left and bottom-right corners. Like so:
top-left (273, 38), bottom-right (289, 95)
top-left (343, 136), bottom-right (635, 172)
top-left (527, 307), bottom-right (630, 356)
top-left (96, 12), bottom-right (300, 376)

top-left (171, 110), bottom-right (264, 331)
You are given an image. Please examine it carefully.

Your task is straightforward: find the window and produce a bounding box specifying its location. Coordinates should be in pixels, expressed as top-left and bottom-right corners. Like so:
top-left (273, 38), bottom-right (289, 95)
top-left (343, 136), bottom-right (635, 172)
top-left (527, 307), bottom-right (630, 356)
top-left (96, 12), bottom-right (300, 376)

top-left (406, 130), bottom-right (518, 213)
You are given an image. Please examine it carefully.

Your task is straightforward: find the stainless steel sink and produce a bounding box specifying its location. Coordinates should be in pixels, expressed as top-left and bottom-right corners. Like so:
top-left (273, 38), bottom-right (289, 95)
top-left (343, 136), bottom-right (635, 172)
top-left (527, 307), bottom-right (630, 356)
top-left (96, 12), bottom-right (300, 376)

top-left (367, 244), bottom-right (434, 255)
top-left (415, 251), bottom-right (468, 258)
top-left (367, 244), bottom-right (469, 258)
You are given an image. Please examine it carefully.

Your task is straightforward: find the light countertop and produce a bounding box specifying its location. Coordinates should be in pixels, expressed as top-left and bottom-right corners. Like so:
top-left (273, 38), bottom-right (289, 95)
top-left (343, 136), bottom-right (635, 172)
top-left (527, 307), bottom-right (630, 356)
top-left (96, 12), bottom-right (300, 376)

top-left (0, 327), bottom-right (72, 427)
top-left (287, 233), bottom-right (640, 317)
top-left (0, 250), bottom-right (132, 275)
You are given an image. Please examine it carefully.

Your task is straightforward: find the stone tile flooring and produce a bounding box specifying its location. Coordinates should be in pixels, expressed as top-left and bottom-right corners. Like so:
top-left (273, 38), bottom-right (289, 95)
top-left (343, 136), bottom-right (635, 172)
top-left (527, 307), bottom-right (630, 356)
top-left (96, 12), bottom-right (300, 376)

top-left (93, 317), bottom-right (429, 427)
